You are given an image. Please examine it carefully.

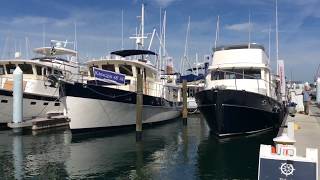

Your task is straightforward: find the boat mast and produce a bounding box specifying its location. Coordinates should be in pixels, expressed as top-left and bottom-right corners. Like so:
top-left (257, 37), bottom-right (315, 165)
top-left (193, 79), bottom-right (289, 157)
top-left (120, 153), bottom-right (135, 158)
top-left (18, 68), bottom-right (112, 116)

top-left (248, 12), bottom-right (251, 48)
top-left (121, 9), bottom-right (124, 50)
top-left (162, 10), bottom-right (167, 71)
top-left (180, 16), bottom-right (191, 75)
top-left (25, 37), bottom-right (29, 59)
top-left (141, 3), bottom-right (145, 48)
top-left (196, 53), bottom-right (199, 76)
top-left (276, 0), bottom-right (279, 67)
top-left (159, 7), bottom-right (162, 71)
top-left (42, 24), bottom-right (46, 47)
top-left (268, 24), bottom-right (271, 63)
top-left (214, 15), bottom-right (220, 50)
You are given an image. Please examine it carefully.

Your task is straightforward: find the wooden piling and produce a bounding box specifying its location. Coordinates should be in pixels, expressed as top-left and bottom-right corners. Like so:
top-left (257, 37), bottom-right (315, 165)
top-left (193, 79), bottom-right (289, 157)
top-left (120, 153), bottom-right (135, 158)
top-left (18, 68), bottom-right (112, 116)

top-left (182, 80), bottom-right (188, 125)
top-left (136, 74), bottom-right (143, 141)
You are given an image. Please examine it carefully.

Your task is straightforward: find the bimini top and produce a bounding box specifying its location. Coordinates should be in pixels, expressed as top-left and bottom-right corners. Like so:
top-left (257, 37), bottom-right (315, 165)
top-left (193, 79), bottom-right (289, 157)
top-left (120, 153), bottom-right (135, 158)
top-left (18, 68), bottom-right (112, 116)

top-left (111, 49), bottom-right (157, 57)
top-left (214, 43), bottom-right (265, 52)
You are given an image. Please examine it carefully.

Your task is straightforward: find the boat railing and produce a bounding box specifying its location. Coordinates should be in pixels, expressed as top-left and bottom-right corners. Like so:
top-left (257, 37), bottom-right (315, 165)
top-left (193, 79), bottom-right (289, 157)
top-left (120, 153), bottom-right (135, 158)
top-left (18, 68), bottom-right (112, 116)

top-left (63, 73), bottom-right (181, 102)
top-left (213, 69), bottom-right (278, 97)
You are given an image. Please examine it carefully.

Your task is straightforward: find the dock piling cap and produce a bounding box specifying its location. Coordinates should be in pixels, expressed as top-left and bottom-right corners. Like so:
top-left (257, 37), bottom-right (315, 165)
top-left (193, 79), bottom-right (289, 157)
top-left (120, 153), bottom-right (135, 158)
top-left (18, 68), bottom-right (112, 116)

top-left (273, 133), bottom-right (296, 144)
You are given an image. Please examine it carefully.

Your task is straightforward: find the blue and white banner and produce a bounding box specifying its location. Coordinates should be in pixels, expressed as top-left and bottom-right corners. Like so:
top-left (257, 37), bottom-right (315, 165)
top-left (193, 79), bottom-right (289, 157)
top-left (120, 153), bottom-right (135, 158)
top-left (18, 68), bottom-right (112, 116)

top-left (93, 67), bottom-right (125, 85)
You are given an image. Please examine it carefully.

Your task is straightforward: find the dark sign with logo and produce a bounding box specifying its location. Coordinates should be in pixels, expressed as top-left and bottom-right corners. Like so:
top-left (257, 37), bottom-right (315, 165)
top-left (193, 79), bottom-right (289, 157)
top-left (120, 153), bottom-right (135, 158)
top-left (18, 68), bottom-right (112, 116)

top-left (259, 158), bottom-right (317, 179)
top-left (93, 67), bottom-right (125, 85)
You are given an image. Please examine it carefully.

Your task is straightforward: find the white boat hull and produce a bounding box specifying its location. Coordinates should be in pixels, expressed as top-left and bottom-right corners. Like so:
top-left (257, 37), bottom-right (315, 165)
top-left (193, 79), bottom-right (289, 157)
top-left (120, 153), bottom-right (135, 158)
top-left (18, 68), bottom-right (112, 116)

top-left (0, 94), bottom-right (62, 124)
top-left (64, 96), bottom-right (181, 130)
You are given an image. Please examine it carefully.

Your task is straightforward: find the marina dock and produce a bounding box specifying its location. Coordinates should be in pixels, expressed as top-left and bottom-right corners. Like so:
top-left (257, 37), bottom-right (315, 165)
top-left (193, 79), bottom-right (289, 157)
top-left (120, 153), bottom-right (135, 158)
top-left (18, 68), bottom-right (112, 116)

top-left (282, 102), bottom-right (320, 173)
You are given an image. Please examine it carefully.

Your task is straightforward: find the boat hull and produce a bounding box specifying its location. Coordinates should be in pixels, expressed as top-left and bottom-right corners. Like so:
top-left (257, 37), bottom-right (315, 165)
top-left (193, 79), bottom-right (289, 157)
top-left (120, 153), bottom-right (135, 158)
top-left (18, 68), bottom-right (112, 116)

top-left (61, 83), bottom-right (182, 131)
top-left (196, 89), bottom-right (284, 137)
top-left (0, 89), bottom-right (62, 124)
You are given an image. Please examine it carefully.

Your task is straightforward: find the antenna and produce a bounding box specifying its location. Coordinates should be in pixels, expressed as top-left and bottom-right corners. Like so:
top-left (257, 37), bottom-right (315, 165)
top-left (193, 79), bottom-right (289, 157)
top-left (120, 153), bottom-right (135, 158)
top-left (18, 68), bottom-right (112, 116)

top-left (196, 53), bottom-right (199, 76)
top-left (121, 9), bottom-right (124, 50)
top-left (268, 24), bottom-right (271, 60)
top-left (74, 22), bottom-right (78, 51)
top-left (248, 11), bottom-right (251, 48)
top-left (214, 15), bottom-right (220, 49)
top-left (42, 24), bottom-right (46, 47)
top-left (25, 37), bottom-right (29, 59)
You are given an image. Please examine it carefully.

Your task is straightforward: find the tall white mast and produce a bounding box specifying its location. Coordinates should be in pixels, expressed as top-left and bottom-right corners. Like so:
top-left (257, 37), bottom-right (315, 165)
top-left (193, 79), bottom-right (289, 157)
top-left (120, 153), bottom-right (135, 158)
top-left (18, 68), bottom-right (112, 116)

top-left (42, 24), bottom-right (46, 47)
top-left (162, 10), bottom-right (167, 70)
top-left (180, 16), bottom-right (191, 75)
top-left (276, 0), bottom-right (279, 63)
top-left (141, 3), bottom-right (145, 48)
top-left (214, 16), bottom-right (220, 49)
top-left (74, 22), bottom-right (77, 51)
top-left (248, 12), bottom-right (251, 48)
top-left (121, 9), bottom-right (124, 50)
top-left (159, 7), bottom-right (162, 71)
top-left (196, 53), bottom-right (199, 76)
top-left (25, 37), bottom-right (29, 59)
top-left (268, 24), bottom-right (271, 61)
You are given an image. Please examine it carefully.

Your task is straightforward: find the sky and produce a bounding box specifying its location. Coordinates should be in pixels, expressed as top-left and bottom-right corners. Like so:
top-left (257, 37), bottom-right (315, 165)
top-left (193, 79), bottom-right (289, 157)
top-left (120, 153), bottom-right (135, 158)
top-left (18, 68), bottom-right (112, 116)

top-left (0, 0), bottom-right (319, 82)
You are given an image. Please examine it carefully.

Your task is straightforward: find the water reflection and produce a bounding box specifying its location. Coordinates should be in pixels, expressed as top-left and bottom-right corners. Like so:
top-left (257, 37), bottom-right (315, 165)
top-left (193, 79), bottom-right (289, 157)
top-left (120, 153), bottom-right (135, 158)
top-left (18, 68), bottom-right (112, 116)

top-left (0, 115), bottom-right (277, 179)
top-left (196, 130), bottom-right (275, 179)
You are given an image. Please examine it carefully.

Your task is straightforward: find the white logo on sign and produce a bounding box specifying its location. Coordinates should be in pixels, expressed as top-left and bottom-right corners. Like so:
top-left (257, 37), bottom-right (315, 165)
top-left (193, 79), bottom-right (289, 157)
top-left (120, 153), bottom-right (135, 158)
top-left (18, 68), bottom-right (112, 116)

top-left (280, 163), bottom-right (295, 177)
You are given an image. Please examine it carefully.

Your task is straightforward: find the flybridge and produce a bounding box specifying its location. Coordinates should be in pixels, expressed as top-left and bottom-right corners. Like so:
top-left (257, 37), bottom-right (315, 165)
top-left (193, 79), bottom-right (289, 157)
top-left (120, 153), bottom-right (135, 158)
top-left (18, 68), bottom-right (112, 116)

top-left (214, 43), bottom-right (265, 52)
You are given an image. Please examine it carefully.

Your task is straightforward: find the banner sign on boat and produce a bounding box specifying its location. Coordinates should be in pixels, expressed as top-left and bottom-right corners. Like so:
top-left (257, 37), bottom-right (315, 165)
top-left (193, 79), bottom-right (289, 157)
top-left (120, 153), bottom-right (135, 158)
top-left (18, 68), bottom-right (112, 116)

top-left (93, 67), bottom-right (125, 85)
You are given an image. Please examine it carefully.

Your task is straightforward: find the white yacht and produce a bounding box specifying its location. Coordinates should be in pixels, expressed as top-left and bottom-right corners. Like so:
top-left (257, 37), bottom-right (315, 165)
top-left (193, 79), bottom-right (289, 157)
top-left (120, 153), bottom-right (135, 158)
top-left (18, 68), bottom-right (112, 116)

top-left (179, 62), bottom-right (208, 113)
top-left (59, 4), bottom-right (182, 131)
top-left (0, 40), bottom-right (82, 125)
top-left (196, 44), bottom-right (285, 137)
top-left (60, 50), bottom-right (182, 131)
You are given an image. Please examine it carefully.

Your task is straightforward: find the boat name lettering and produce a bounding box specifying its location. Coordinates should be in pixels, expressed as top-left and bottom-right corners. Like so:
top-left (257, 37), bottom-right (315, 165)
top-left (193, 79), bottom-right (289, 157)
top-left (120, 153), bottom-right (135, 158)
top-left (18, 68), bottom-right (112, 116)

top-left (93, 67), bottom-right (125, 85)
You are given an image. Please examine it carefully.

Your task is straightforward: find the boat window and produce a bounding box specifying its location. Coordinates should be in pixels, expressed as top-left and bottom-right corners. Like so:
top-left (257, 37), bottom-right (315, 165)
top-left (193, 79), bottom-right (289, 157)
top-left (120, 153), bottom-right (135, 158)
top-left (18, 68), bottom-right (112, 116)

top-left (224, 69), bottom-right (243, 79)
top-left (102, 64), bottom-right (115, 72)
top-left (35, 65), bottom-right (42, 75)
top-left (211, 70), bottom-right (224, 80)
top-left (244, 69), bottom-right (261, 79)
top-left (136, 67), bottom-right (141, 75)
top-left (188, 88), bottom-right (194, 97)
top-left (89, 65), bottom-right (98, 77)
top-left (18, 64), bottom-right (33, 74)
top-left (119, 64), bottom-right (133, 76)
top-left (47, 67), bottom-right (52, 75)
top-left (5, 64), bottom-right (16, 74)
top-left (0, 65), bottom-right (4, 75)
top-left (54, 69), bottom-right (63, 75)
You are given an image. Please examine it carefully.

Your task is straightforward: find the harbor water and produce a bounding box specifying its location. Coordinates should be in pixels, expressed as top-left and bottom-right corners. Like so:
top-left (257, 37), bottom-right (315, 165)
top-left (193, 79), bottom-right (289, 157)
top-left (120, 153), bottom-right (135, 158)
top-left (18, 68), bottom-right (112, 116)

top-left (0, 115), bottom-right (276, 179)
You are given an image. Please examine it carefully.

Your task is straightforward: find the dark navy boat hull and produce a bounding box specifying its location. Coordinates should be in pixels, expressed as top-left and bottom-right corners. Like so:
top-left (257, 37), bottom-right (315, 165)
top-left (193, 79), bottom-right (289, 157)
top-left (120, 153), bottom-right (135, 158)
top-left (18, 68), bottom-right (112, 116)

top-left (196, 89), bottom-right (285, 137)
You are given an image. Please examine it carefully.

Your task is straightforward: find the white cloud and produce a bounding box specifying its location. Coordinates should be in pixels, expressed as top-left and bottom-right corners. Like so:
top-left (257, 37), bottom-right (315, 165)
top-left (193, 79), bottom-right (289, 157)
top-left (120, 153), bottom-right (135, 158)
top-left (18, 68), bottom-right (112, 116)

top-left (153, 0), bottom-right (177, 7)
top-left (225, 22), bottom-right (253, 32)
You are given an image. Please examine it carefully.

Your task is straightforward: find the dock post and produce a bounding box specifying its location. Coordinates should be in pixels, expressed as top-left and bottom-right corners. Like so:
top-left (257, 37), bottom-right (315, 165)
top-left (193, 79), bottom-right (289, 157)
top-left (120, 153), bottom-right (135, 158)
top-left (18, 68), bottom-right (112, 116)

top-left (182, 80), bottom-right (188, 125)
top-left (317, 77), bottom-right (320, 105)
top-left (287, 121), bottom-right (295, 140)
top-left (136, 74), bottom-right (143, 141)
top-left (13, 67), bottom-right (23, 124)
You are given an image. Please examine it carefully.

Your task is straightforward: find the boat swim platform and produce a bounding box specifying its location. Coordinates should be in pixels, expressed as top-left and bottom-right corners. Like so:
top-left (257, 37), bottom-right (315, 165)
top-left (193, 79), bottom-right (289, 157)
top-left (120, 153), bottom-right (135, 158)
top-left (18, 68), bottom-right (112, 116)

top-left (7, 115), bottom-right (70, 130)
top-left (281, 102), bottom-right (320, 174)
